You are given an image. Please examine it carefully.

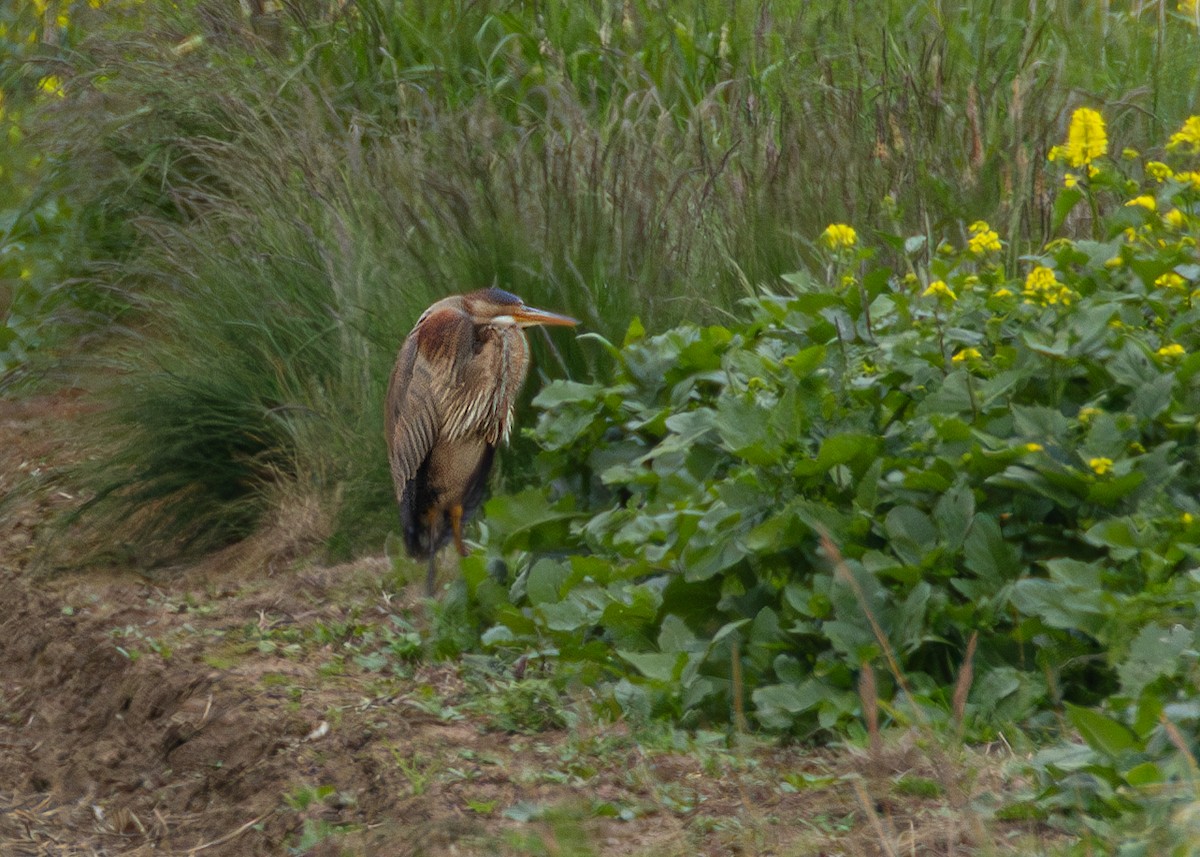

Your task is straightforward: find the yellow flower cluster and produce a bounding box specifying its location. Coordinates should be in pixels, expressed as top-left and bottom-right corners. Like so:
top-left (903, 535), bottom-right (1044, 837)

top-left (966, 221), bottom-right (1001, 255)
top-left (951, 347), bottom-right (982, 363)
top-left (1176, 171), bottom-right (1200, 190)
top-left (821, 223), bottom-right (858, 251)
top-left (32, 0), bottom-right (71, 27)
top-left (922, 280), bottom-right (956, 301)
top-left (1146, 161), bottom-right (1174, 182)
top-left (1125, 195), bottom-right (1156, 212)
top-left (1157, 343), bottom-right (1187, 360)
top-left (1155, 272), bottom-right (1187, 292)
top-left (1168, 116), bottom-right (1200, 154)
top-left (38, 76), bottom-right (64, 98)
top-left (1022, 266), bottom-right (1077, 306)
top-left (1049, 108), bottom-right (1108, 168)
top-left (1088, 457), bottom-right (1114, 476)
top-left (1078, 407), bottom-right (1102, 424)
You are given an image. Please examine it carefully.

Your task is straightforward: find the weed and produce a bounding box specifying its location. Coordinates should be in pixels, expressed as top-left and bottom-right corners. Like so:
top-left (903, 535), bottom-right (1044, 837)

top-left (389, 749), bottom-right (435, 797)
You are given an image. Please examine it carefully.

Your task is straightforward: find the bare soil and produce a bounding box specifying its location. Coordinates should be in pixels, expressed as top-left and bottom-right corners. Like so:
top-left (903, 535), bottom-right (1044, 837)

top-left (0, 389), bottom-right (1052, 856)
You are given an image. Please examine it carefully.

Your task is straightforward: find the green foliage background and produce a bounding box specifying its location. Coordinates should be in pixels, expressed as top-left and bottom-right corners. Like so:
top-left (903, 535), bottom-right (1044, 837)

top-left (5, 0), bottom-right (1200, 846)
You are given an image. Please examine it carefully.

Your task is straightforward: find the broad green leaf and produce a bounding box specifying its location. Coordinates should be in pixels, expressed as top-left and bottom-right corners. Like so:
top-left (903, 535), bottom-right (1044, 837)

top-left (1085, 471), bottom-right (1145, 505)
top-left (783, 344), bottom-right (827, 379)
top-left (1009, 578), bottom-right (1106, 632)
top-left (525, 559), bottom-right (570, 605)
top-left (531, 380), bottom-right (603, 409)
top-left (935, 482), bottom-right (975, 550)
top-left (1128, 373), bottom-right (1174, 420)
top-left (1123, 762), bottom-right (1163, 787)
top-left (1052, 186), bottom-right (1084, 231)
top-left (714, 397), bottom-right (779, 464)
top-left (1083, 518), bottom-right (1141, 560)
top-left (1117, 624), bottom-right (1194, 697)
top-left (622, 316), bottom-right (646, 346)
top-left (619, 650), bottom-right (687, 684)
top-left (815, 432), bottom-right (878, 471)
top-left (658, 614), bottom-right (699, 653)
top-left (537, 598), bottom-right (592, 632)
top-left (1065, 703), bottom-right (1140, 757)
top-left (752, 679), bottom-right (830, 724)
top-left (884, 506), bottom-right (937, 566)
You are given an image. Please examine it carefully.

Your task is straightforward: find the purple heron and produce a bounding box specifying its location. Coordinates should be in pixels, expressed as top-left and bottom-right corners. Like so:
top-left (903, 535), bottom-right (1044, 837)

top-left (385, 288), bottom-right (579, 593)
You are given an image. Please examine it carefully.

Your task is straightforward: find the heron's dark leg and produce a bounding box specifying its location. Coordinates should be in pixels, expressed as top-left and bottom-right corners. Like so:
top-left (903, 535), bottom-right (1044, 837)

top-left (449, 504), bottom-right (469, 557)
top-left (425, 512), bottom-right (438, 595)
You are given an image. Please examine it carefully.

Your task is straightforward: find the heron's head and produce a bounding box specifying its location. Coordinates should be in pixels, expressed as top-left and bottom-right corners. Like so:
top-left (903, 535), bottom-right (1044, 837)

top-left (463, 288), bottom-right (579, 330)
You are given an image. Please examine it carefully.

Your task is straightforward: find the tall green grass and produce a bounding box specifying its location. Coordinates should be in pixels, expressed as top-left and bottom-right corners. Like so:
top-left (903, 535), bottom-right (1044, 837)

top-left (29, 0), bottom-right (1200, 562)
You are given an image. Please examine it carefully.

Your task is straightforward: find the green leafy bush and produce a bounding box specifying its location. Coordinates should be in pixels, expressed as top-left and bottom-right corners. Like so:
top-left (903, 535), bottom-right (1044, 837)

top-left (472, 111), bottom-right (1200, 750)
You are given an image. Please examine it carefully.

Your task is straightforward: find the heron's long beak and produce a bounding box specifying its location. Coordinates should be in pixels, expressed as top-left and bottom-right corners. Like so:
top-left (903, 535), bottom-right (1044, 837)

top-left (512, 305), bottom-right (580, 328)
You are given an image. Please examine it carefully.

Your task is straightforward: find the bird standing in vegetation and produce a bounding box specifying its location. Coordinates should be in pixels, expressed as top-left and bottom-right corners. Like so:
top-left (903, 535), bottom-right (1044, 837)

top-left (385, 288), bottom-right (578, 593)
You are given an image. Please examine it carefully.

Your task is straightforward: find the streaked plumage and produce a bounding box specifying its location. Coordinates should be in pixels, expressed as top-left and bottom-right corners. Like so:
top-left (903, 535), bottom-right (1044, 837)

top-left (385, 288), bottom-right (578, 592)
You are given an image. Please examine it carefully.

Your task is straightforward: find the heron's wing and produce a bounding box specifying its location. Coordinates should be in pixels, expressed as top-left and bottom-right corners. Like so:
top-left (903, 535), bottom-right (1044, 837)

top-left (385, 307), bottom-right (478, 496)
top-left (384, 334), bottom-right (442, 505)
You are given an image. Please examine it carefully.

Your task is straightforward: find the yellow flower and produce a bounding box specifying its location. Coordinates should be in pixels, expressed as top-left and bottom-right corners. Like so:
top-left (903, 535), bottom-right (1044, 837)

top-left (1156, 343), bottom-right (1186, 360)
top-left (1166, 209), bottom-right (1187, 229)
top-left (1167, 116), bottom-right (1200, 154)
top-left (1104, 255), bottom-right (1123, 268)
top-left (1063, 173), bottom-right (1079, 189)
top-left (1155, 272), bottom-right (1187, 292)
top-left (1062, 108), bottom-right (1107, 168)
top-left (1176, 171), bottom-right (1200, 190)
top-left (1183, 512), bottom-right (1195, 526)
top-left (993, 288), bottom-right (1013, 298)
top-left (841, 274), bottom-right (857, 288)
top-left (1125, 195), bottom-right (1156, 211)
top-left (1023, 443), bottom-right (1044, 453)
top-left (952, 347), bottom-right (982, 363)
top-left (967, 221), bottom-right (1002, 255)
top-left (1088, 457), bottom-right (1114, 476)
top-left (1146, 161), bottom-right (1174, 183)
top-left (38, 76), bottom-right (64, 98)
top-left (1122, 148), bottom-right (1140, 160)
top-left (1128, 441), bottom-right (1146, 455)
top-left (1027, 266), bottom-right (1056, 294)
top-left (821, 223), bottom-right (858, 250)
top-left (922, 280), bottom-right (956, 301)
top-left (1022, 265), bottom-right (1077, 306)
top-left (1078, 407), bottom-right (1102, 424)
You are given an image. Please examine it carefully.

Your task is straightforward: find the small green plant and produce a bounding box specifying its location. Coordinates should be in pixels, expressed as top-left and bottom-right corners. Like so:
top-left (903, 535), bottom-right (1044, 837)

top-left (389, 749), bottom-right (435, 797)
top-left (110, 625), bottom-right (172, 661)
top-left (284, 783), bottom-right (358, 855)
